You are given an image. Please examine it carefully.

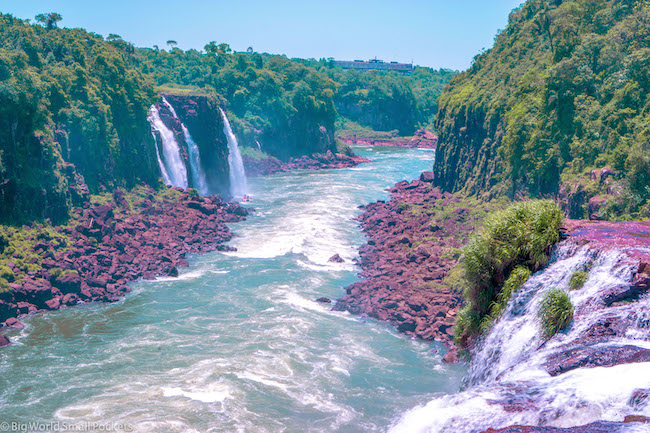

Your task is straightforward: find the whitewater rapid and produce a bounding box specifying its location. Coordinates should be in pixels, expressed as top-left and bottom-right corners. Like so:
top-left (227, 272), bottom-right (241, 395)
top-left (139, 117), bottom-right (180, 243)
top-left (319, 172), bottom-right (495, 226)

top-left (390, 243), bottom-right (650, 433)
top-left (0, 147), bottom-right (462, 433)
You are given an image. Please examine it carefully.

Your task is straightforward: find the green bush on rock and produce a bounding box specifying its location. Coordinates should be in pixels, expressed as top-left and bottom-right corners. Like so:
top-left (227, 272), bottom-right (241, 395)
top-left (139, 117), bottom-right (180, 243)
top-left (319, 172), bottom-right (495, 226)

top-left (538, 288), bottom-right (574, 338)
top-left (454, 199), bottom-right (563, 346)
top-left (569, 270), bottom-right (588, 291)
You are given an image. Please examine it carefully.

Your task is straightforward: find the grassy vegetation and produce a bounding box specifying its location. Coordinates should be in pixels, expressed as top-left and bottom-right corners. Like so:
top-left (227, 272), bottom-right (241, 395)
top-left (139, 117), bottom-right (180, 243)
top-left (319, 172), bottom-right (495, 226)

top-left (454, 200), bottom-right (564, 346)
top-left (539, 288), bottom-right (574, 338)
top-left (569, 270), bottom-right (589, 291)
top-left (239, 146), bottom-right (270, 161)
top-left (0, 224), bottom-right (70, 287)
top-left (334, 118), bottom-right (400, 140)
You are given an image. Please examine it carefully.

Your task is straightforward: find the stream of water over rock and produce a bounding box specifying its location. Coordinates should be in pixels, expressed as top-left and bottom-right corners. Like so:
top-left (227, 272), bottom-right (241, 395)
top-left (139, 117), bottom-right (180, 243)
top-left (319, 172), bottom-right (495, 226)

top-left (0, 147), bottom-right (468, 433)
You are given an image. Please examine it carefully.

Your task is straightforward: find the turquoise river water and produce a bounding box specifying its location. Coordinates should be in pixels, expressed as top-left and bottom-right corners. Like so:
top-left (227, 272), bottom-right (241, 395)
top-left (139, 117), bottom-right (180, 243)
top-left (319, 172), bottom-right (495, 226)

top-left (0, 147), bottom-right (466, 433)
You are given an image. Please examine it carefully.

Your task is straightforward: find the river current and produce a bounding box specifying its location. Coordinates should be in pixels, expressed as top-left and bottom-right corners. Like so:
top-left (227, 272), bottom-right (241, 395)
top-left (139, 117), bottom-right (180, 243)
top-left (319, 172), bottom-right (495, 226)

top-left (0, 147), bottom-right (466, 433)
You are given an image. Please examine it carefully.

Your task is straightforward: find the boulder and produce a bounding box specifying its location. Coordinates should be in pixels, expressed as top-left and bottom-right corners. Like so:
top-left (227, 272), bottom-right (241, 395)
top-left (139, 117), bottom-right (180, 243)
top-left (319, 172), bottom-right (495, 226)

top-left (328, 254), bottom-right (345, 263)
top-left (420, 171), bottom-right (435, 182)
top-left (4, 317), bottom-right (23, 329)
top-left (0, 335), bottom-right (9, 347)
top-left (54, 273), bottom-right (82, 294)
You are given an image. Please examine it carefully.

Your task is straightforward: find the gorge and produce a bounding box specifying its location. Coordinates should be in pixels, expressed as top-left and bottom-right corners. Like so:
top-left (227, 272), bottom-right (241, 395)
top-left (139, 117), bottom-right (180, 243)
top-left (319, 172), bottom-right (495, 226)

top-left (1, 1), bottom-right (650, 431)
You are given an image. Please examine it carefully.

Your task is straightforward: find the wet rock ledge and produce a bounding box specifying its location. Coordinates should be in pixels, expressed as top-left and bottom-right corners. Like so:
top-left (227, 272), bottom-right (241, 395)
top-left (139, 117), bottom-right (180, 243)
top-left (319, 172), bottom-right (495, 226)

top-left (333, 173), bottom-right (497, 361)
top-left (0, 186), bottom-right (248, 339)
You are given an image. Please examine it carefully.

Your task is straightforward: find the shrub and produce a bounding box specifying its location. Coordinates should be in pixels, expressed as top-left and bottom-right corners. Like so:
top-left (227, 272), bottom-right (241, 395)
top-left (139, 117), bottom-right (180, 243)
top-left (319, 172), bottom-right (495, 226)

top-left (480, 265), bottom-right (533, 333)
top-left (48, 267), bottom-right (63, 279)
top-left (454, 200), bottom-right (563, 345)
top-left (538, 288), bottom-right (574, 338)
top-left (187, 188), bottom-right (199, 199)
top-left (60, 269), bottom-right (79, 277)
top-left (0, 265), bottom-right (14, 282)
top-left (0, 277), bottom-right (10, 293)
top-left (569, 270), bottom-right (588, 291)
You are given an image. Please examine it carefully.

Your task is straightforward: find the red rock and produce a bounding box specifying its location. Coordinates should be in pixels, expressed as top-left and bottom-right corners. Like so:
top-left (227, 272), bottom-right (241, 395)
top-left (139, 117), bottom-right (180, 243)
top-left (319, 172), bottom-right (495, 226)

top-left (45, 297), bottom-right (61, 309)
top-left (4, 317), bottom-right (23, 329)
top-left (0, 335), bottom-right (9, 347)
top-left (624, 415), bottom-right (650, 423)
top-left (54, 273), bottom-right (82, 293)
top-left (328, 254), bottom-right (345, 263)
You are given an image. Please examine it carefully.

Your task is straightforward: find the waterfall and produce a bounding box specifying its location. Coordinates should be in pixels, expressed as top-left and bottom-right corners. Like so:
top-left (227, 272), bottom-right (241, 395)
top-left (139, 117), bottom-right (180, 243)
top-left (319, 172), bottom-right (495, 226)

top-left (390, 243), bottom-right (650, 432)
top-left (161, 97), bottom-right (209, 196)
top-left (219, 108), bottom-right (248, 197)
top-left (256, 140), bottom-right (262, 152)
top-left (147, 104), bottom-right (188, 189)
top-left (182, 125), bottom-right (208, 196)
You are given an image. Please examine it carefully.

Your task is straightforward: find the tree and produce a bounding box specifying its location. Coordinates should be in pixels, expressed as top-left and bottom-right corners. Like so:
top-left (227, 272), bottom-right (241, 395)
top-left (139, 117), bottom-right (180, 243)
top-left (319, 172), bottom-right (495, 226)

top-left (166, 40), bottom-right (177, 48)
top-left (35, 12), bottom-right (62, 30)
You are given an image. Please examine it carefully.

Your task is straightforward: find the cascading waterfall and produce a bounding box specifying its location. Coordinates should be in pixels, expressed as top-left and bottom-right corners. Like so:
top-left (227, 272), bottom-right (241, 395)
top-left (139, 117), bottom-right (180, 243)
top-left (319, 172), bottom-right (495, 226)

top-left (182, 125), bottom-right (208, 196)
top-left (219, 107), bottom-right (248, 197)
top-left (390, 243), bottom-right (650, 433)
top-left (256, 140), bottom-right (262, 152)
top-left (161, 97), bottom-right (209, 196)
top-left (147, 104), bottom-right (189, 189)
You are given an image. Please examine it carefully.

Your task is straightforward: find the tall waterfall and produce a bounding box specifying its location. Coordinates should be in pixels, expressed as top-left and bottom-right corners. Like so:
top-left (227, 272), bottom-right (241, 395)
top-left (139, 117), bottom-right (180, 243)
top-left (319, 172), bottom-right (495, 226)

top-left (161, 97), bottom-right (209, 196)
top-left (147, 104), bottom-right (188, 189)
top-left (390, 243), bottom-right (650, 432)
top-left (219, 108), bottom-right (248, 197)
top-left (182, 125), bottom-right (208, 196)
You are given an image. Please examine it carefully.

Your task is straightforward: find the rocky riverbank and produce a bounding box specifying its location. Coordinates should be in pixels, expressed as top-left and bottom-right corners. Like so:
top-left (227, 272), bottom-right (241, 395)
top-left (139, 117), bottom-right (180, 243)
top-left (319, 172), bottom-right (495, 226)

top-left (243, 150), bottom-right (370, 177)
top-left (333, 173), bottom-right (500, 362)
top-left (338, 129), bottom-right (437, 149)
top-left (0, 186), bottom-right (248, 346)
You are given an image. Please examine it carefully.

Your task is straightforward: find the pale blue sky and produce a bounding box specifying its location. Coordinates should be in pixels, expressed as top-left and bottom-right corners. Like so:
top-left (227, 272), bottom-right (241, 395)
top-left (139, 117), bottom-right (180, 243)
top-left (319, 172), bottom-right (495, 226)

top-left (2, 0), bottom-right (523, 70)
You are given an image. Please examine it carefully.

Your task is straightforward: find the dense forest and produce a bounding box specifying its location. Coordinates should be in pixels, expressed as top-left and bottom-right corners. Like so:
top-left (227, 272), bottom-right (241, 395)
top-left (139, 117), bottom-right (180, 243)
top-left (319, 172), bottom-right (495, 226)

top-left (134, 46), bottom-right (455, 153)
top-left (0, 12), bottom-right (454, 224)
top-left (434, 0), bottom-right (650, 220)
top-left (0, 13), bottom-right (159, 224)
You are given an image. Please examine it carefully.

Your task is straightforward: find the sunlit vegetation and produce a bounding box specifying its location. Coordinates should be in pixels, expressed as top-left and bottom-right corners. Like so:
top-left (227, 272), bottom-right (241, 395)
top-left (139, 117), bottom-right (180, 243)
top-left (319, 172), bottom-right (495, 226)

top-left (435, 0), bottom-right (650, 219)
top-left (539, 288), bottom-right (574, 337)
top-left (454, 200), bottom-right (563, 346)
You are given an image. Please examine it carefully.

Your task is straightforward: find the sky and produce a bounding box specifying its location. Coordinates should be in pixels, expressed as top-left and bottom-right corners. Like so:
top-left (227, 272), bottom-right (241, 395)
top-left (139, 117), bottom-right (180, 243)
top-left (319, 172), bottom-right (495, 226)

top-left (2, 0), bottom-right (524, 71)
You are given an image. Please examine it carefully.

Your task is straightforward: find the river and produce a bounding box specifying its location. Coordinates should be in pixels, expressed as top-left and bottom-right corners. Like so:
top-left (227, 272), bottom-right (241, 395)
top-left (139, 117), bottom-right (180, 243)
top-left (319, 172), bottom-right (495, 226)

top-left (0, 146), bottom-right (466, 433)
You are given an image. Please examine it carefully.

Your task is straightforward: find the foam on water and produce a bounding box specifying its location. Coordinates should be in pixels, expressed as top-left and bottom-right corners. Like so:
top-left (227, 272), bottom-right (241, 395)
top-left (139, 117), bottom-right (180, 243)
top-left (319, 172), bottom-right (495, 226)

top-left (0, 147), bottom-right (466, 433)
top-left (391, 244), bottom-right (650, 433)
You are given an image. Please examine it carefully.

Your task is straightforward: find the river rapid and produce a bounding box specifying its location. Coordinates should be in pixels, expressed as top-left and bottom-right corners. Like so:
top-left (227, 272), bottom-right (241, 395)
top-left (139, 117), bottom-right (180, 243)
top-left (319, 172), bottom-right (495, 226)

top-left (0, 147), bottom-right (466, 433)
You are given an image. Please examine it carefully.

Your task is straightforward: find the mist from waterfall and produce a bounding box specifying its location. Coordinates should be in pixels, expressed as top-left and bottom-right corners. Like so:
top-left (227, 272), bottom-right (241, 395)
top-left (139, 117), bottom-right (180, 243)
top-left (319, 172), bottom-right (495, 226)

top-left (147, 105), bottom-right (188, 189)
top-left (219, 108), bottom-right (248, 197)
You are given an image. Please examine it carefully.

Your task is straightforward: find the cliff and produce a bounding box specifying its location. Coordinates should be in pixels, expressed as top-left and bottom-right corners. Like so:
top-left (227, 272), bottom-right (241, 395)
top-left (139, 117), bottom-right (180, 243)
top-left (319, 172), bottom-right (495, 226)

top-left (0, 13), bottom-right (160, 225)
top-left (156, 94), bottom-right (231, 194)
top-left (433, 0), bottom-right (650, 220)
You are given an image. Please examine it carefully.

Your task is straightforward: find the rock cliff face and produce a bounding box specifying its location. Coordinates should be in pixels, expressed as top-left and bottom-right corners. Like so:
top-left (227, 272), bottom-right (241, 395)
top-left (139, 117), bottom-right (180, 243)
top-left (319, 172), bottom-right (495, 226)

top-left (0, 106), bottom-right (160, 225)
top-left (432, 0), bottom-right (650, 219)
top-left (159, 95), bottom-right (230, 194)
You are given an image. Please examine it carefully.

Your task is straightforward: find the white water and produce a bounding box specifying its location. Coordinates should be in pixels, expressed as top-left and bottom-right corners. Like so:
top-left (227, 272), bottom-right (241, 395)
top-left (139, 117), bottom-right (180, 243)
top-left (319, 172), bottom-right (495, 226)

top-left (162, 97), bottom-right (209, 196)
top-left (391, 243), bottom-right (650, 432)
top-left (0, 147), bottom-right (466, 433)
top-left (182, 125), bottom-right (209, 196)
top-left (147, 104), bottom-right (189, 189)
top-left (219, 108), bottom-right (248, 197)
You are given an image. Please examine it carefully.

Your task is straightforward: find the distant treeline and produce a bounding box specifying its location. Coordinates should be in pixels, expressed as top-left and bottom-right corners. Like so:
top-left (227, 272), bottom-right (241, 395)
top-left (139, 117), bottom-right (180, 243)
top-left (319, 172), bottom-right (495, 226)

top-left (0, 12), bottom-right (454, 223)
